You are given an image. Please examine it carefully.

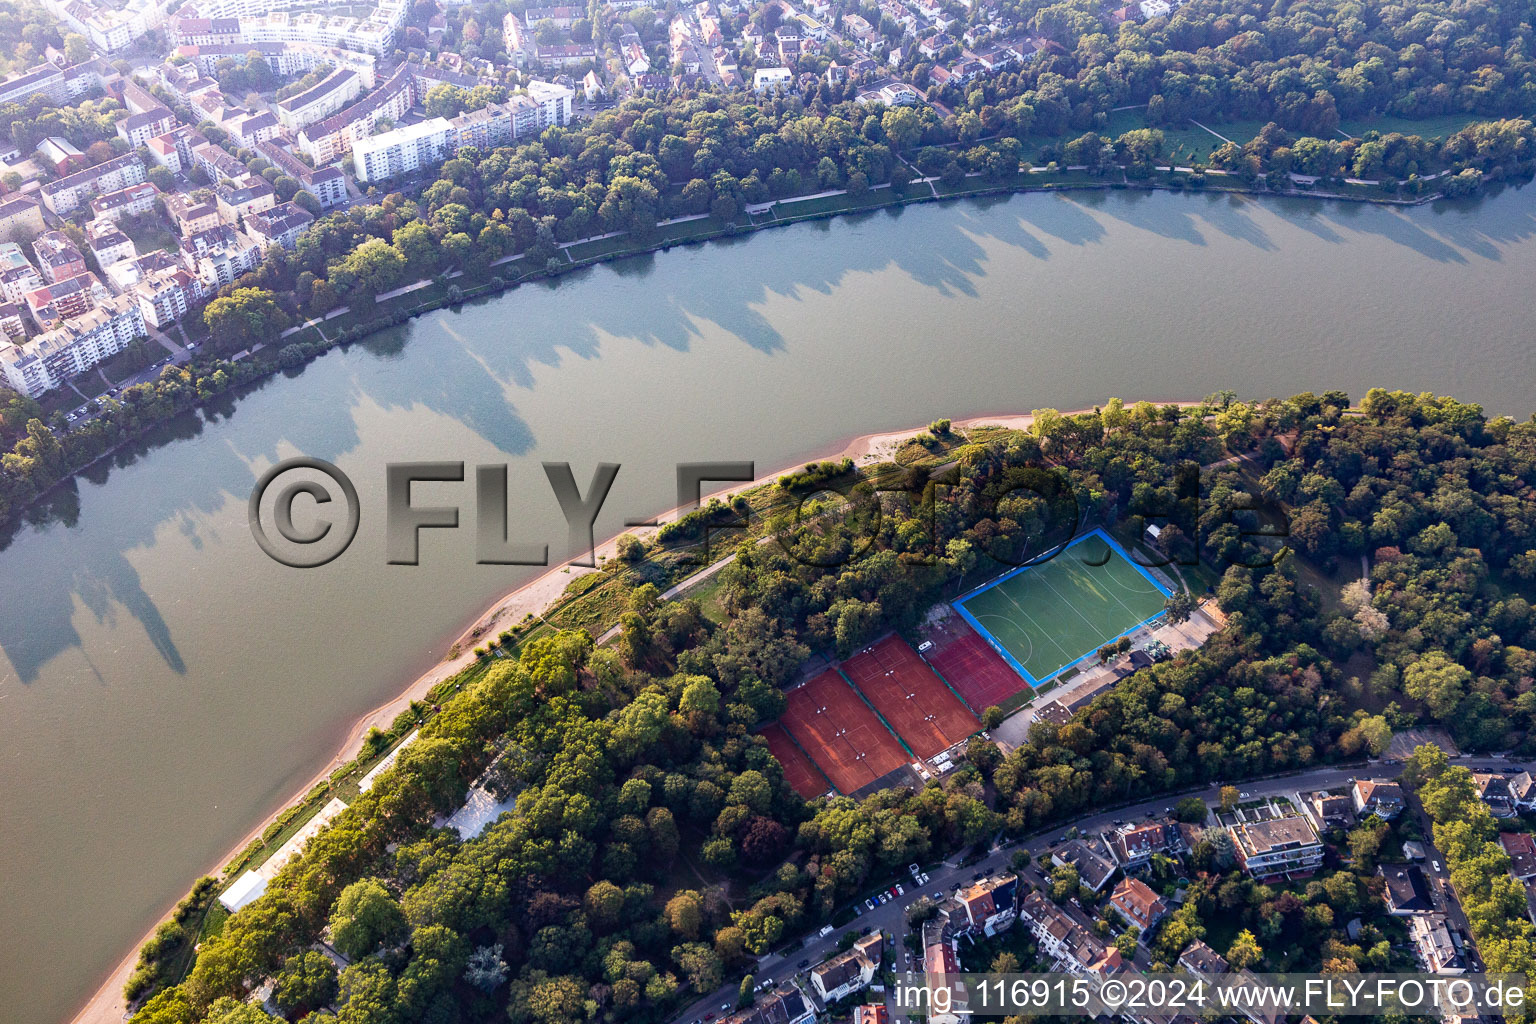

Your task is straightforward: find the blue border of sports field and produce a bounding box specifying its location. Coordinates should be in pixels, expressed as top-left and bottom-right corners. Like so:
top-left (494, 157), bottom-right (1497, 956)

top-left (952, 527), bottom-right (1174, 687)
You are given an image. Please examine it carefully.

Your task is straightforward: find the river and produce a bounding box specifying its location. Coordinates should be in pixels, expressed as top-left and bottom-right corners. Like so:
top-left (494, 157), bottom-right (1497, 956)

top-left (3, 187), bottom-right (1534, 1024)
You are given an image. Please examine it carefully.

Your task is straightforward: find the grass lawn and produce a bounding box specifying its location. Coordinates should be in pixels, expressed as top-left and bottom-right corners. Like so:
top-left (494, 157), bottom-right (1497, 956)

top-left (1338, 113), bottom-right (1481, 140)
top-left (770, 187), bottom-right (898, 220)
top-left (118, 212), bottom-right (179, 254)
top-left (96, 339), bottom-right (160, 382)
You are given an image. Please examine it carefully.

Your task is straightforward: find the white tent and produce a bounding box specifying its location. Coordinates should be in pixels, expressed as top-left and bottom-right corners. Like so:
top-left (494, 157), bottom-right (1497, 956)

top-left (218, 870), bottom-right (267, 913)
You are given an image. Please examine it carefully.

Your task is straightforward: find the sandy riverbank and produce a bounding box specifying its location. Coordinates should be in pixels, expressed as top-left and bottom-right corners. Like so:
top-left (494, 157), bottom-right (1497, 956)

top-left (71, 401), bottom-right (1198, 1024)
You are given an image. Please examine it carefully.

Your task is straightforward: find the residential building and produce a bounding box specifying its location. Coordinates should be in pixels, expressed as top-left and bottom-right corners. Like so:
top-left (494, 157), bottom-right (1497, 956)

top-left (447, 101), bottom-right (513, 151)
top-left (1113, 822), bottom-right (1176, 868)
top-left (1509, 771), bottom-right (1536, 812)
top-left (106, 249), bottom-right (179, 290)
top-left (352, 116), bottom-right (453, 182)
top-left (1108, 877), bottom-right (1168, 933)
top-left (955, 872), bottom-right (1019, 936)
top-left (0, 263), bottom-right (45, 305)
top-left (229, 110), bottom-right (281, 146)
top-left (1352, 779), bottom-right (1404, 819)
top-left (169, 3), bottom-right (405, 56)
top-left (171, 40), bottom-right (377, 84)
top-left (853, 1007), bottom-right (888, 1024)
top-left (809, 932), bottom-right (881, 1003)
top-left (0, 293), bottom-right (145, 397)
top-left (145, 134), bottom-right (184, 172)
top-left (134, 268), bottom-right (194, 328)
top-left (86, 219), bottom-right (137, 267)
top-left (1408, 913), bottom-right (1465, 974)
top-left (276, 68), bottom-right (363, 130)
top-left (41, 0), bottom-right (164, 52)
top-left (1228, 815), bottom-right (1324, 878)
top-left (754, 67), bottom-right (793, 93)
top-left (32, 232), bottom-right (87, 284)
top-left (117, 107), bottom-right (177, 148)
top-left (502, 11), bottom-right (530, 65)
top-left (40, 154), bottom-right (146, 215)
top-left (26, 272), bottom-right (108, 330)
top-left (525, 80), bottom-right (573, 126)
top-left (298, 63), bottom-right (415, 164)
top-left (256, 141), bottom-right (348, 208)
top-left (524, 4), bottom-right (583, 27)
top-left (184, 224), bottom-right (262, 289)
top-left (1297, 789), bottom-right (1352, 831)
top-left (718, 986), bottom-right (814, 1024)
top-left (1177, 939), bottom-right (1228, 975)
top-left (244, 202), bottom-right (314, 250)
top-left (0, 196), bottom-right (44, 244)
top-left (1019, 891), bottom-right (1118, 976)
top-left (216, 177), bottom-right (277, 221)
top-left (1501, 832), bottom-right (1536, 880)
top-left (0, 302), bottom-right (25, 341)
top-left (1474, 773), bottom-right (1517, 818)
top-left (0, 63), bottom-right (70, 107)
top-left (1379, 864), bottom-right (1433, 915)
top-left (165, 191), bottom-right (223, 237)
top-left (90, 182), bottom-right (160, 222)
top-left (1052, 837), bottom-right (1118, 892)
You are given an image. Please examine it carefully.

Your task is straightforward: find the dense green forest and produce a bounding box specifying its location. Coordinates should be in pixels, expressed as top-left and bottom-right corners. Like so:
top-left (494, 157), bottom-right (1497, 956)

top-left (119, 390), bottom-right (1536, 1023)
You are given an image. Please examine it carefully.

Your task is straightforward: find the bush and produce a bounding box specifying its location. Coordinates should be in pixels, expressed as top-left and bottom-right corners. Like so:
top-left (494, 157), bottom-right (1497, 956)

top-left (278, 344), bottom-right (304, 369)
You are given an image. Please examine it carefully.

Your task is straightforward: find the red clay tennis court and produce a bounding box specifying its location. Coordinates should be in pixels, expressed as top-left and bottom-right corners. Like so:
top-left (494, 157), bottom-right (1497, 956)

top-left (841, 635), bottom-right (979, 759)
top-left (781, 668), bottom-right (910, 794)
top-left (922, 612), bottom-right (1032, 712)
top-left (759, 723), bottom-right (832, 800)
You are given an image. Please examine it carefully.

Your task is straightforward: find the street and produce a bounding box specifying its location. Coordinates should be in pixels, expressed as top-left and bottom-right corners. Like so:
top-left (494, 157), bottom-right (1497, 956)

top-left (668, 753), bottom-right (1524, 1024)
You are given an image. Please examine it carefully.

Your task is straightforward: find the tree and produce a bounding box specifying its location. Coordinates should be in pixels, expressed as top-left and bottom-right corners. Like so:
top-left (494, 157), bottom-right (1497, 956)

top-left (1163, 590), bottom-right (1195, 623)
top-left (64, 32), bottom-right (91, 63)
top-left (204, 288), bottom-right (289, 350)
top-left (1219, 785), bottom-right (1240, 812)
top-left (666, 890), bottom-right (704, 939)
top-left (1404, 651), bottom-right (1471, 719)
top-left (1173, 797), bottom-right (1209, 823)
top-left (882, 107), bottom-right (921, 152)
top-left (1227, 929), bottom-right (1263, 969)
top-left (329, 878), bottom-right (407, 961)
top-left (274, 951), bottom-right (337, 1016)
top-left (463, 944), bottom-right (508, 992)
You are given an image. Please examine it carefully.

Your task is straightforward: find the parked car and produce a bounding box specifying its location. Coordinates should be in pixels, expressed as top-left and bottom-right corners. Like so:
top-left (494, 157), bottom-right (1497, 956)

top-left (798, 959), bottom-right (810, 969)
top-left (909, 863), bottom-right (921, 876)
top-left (865, 899), bottom-right (875, 911)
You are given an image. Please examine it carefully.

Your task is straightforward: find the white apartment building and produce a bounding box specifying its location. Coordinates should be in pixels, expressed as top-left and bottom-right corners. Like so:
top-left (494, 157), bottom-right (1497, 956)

top-left (184, 225), bottom-right (262, 290)
top-left (134, 268), bottom-right (194, 328)
top-left (40, 154), bottom-right (147, 215)
top-left (276, 68), bottom-right (363, 129)
top-left (169, 3), bottom-right (405, 56)
top-left (171, 40), bottom-right (376, 85)
top-left (41, 0), bottom-right (167, 52)
top-left (86, 220), bottom-right (137, 267)
top-left (352, 117), bottom-right (453, 182)
top-left (298, 63), bottom-right (414, 164)
top-left (525, 80), bottom-right (573, 127)
top-left (0, 294), bottom-right (146, 398)
top-left (352, 84), bottom-right (574, 183)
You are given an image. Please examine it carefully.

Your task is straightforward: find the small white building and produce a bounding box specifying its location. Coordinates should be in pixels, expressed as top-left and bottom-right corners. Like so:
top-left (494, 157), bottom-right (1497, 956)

top-left (753, 66), bottom-right (793, 93)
